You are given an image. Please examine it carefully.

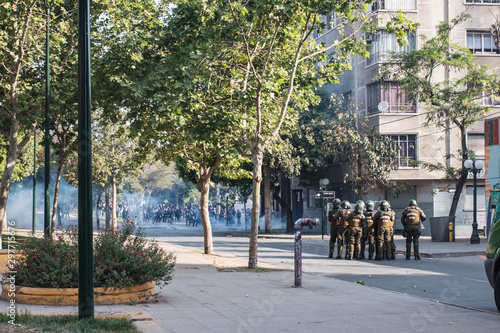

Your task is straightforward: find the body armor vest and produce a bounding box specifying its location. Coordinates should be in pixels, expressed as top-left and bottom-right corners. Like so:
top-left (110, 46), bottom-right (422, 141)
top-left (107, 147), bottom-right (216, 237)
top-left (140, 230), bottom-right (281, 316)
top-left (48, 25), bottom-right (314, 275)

top-left (349, 215), bottom-right (363, 228)
top-left (365, 213), bottom-right (374, 227)
top-left (405, 208), bottom-right (420, 226)
top-left (338, 210), bottom-right (350, 227)
top-left (379, 212), bottom-right (393, 227)
top-left (329, 208), bottom-right (339, 225)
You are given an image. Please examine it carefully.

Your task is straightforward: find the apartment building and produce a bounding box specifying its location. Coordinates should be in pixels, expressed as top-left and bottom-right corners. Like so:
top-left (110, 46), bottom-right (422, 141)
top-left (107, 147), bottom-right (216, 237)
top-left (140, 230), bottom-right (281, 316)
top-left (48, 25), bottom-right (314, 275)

top-left (297, 0), bottom-right (500, 236)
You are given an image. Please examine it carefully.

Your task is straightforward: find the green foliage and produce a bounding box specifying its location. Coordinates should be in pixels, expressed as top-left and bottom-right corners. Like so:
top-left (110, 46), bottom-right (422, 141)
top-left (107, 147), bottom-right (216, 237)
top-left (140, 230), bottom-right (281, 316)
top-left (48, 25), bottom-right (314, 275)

top-left (3, 224), bottom-right (175, 289)
top-left (5, 227), bottom-right (79, 288)
top-left (94, 221), bottom-right (175, 289)
top-left (270, 90), bottom-right (399, 194)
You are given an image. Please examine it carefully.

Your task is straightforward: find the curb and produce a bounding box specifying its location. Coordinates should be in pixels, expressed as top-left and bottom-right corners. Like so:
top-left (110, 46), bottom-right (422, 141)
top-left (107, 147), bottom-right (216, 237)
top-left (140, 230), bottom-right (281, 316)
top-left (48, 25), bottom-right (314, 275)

top-left (393, 250), bottom-right (485, 258)
top-left (128, 310), bottom-right (163, 333)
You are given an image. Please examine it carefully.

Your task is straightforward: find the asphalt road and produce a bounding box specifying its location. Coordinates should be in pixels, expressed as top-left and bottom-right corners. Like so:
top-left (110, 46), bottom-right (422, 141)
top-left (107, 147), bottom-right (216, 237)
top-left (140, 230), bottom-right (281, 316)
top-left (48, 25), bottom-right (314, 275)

top-left (146, 222), bottom-right (498, 314)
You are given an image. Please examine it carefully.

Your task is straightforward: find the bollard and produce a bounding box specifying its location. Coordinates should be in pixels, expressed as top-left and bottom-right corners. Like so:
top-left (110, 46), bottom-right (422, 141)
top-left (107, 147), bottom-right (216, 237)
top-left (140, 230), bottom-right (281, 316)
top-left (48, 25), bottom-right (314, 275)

top-left (448, 221), bottom-right (453, 243)
top-left (294, 218), bottom-right (320, 287)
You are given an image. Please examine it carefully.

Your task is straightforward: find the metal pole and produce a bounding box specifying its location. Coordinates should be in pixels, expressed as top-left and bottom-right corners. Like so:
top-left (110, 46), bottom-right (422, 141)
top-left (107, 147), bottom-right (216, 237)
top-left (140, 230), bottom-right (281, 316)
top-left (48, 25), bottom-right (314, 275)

top-left (44, 3), bottom-right (51, 238)
top-left (294, 218), bottom-right (319, 287)
top-left (33, 131), bottom-right (36, 234)
top-left (294, 226), bottom-right (302, 287)
top-left (470, 164), bottom-right (480, 244)
top-left (321, 190), bottom-right (324, 240)
top-left (78, 0), bottom-right (94, 319)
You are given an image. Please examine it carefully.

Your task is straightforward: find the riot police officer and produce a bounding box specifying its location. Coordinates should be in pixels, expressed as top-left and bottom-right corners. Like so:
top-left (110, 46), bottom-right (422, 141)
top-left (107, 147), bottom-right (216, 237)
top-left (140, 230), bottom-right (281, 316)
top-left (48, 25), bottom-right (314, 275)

top-left (374, 200), bottom-right (396, 260)
top-left (361, 200), bottom-right (376, 260)
top-left (347, 202), bottom-right (365, 260)
top-left (328, 198), bottom-right (342, 258)
top-left (401, 199), bottom-right (426, 260)
top-left (334, 200), bottom-right (351, 259)
top-left (353, 200), bottom-right (365, 258)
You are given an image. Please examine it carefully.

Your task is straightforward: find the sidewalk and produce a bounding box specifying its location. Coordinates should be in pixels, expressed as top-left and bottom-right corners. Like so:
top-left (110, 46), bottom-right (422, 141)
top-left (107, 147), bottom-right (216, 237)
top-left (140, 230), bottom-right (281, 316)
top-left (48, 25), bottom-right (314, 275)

top-left (1, 237), bottom-right (498, 333)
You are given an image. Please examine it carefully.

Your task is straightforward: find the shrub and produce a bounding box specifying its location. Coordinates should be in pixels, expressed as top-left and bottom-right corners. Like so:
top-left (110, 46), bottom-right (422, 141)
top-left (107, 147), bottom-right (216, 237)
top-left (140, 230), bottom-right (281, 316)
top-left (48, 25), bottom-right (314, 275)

top-left (3, 222), bottom-right (175, 289)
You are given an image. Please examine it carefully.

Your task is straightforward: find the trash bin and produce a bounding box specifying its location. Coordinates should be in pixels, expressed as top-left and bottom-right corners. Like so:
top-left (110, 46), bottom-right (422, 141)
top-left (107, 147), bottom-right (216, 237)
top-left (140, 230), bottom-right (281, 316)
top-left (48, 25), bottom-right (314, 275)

top-left (430, 216), bottom-right (455, 242)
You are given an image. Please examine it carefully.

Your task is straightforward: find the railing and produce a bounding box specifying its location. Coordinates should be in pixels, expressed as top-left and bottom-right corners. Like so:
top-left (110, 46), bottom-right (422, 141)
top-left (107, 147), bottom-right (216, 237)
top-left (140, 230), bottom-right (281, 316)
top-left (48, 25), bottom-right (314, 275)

top-left (371, 0), bottom-right (417, 11)
top-left (368, 103), bottom-right (416, 114)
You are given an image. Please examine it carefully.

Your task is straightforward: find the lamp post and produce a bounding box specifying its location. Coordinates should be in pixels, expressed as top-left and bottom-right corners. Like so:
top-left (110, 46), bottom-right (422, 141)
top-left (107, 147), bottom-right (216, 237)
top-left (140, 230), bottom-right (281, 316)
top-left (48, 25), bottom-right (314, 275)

top-left (319, 178), bottom-right (329, 240)
top-left (78, 0), bottom-right (94, 319)
top-left (464, 159), bottom-right (484, 244)
top-left (44, 0), bottom-right (52, 238)
top-left (33, 130), bottom-right (37, 235)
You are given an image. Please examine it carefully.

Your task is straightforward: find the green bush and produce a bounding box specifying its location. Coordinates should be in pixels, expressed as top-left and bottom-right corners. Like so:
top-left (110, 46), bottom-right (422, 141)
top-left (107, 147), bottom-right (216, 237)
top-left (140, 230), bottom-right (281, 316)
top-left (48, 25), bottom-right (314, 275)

top-left (2, 221), bottom-right (175, 289)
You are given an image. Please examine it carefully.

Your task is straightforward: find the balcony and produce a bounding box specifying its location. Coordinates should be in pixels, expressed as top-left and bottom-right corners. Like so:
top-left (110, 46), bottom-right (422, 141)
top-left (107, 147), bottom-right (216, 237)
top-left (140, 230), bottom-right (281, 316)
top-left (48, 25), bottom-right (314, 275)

top-left (371, 0), bottom-right (417, 11)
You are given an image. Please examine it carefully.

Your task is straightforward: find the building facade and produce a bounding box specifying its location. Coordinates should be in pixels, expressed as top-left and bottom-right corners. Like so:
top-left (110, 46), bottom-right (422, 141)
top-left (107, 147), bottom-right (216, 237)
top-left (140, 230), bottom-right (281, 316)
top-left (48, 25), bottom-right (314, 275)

top-left (295, 0), bottom-right (500, 236)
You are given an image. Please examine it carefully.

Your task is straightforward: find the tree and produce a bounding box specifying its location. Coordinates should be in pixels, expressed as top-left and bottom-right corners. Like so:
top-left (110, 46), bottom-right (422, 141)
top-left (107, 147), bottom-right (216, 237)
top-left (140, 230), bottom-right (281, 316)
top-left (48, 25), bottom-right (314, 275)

top-left (378, 13), bottom-right (500, 218)
top-left (0, 1), bottom-right (46, 233)
top-left (122, 0), bottom-right (414, 265)
top-left (266, 90), bottom-right (399, 232)
top-left (126, 1), bottom-right (249, 255)
top-left (46, 0), bottom-right (79, 237)
top-left (222, 0), bottom-right (415, 268)
top-left (123, 162), bottom-right (178, 205)
top-left (332, 106), bottom-right (400, 198)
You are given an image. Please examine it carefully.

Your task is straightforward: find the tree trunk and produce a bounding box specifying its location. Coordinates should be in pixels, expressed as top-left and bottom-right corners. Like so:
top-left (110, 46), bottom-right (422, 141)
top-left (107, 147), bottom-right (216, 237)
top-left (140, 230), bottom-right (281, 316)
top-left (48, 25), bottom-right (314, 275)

top-left (448, 125), bottom-right (469, 218)
top-left (96, 191), bottom-right (102, 230)
top-left (0, 120), bottom-right (23, 241)
top-left (105, 185), bottom-right (110, 229)
top-left (273, 184), bottom-right (293, 233)
top-left (249, 148), bottom-right (263, 269)
top-left (264, 164), bottom-right (272, 233)
top-left (0, 1), bottom-right (37, 247)
top-left (0, 153), bottom-right (17, 242)
top-left (112, 171), bottom-right (117, 230)
top-left (50, 153), bottom-right (66, 238)
top-left (57, 203), bottom-right (62, 226)
top-left (199, 169), bottom-right (213, 254)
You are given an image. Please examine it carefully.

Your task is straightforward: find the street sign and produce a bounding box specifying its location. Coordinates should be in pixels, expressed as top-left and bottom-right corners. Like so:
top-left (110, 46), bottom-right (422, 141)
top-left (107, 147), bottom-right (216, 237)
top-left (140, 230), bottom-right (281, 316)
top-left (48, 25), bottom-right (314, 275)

top-left (316, 191), bottom-right (336, 198)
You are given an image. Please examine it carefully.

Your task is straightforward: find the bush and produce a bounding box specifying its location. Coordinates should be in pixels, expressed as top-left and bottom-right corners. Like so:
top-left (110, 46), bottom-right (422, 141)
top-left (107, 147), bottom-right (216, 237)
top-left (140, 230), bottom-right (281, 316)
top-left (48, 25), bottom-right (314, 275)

top-left (3, 222), bottom-right (175, 289)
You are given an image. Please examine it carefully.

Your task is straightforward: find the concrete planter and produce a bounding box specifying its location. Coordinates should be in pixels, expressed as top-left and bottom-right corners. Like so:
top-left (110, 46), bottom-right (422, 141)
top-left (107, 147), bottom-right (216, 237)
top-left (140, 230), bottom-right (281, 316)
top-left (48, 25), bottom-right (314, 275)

top-left (1, 281), bottom-right (155, 305)
top-left (0, 249), bottom-right (12, 274)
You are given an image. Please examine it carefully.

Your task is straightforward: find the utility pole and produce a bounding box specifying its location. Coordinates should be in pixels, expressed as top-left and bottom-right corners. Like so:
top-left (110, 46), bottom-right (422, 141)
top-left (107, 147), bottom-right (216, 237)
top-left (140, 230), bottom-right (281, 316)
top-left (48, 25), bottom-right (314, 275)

top-left (78, 0), bottom-right (94, 319)
top-left (44, 1), bottom-right (51, 237)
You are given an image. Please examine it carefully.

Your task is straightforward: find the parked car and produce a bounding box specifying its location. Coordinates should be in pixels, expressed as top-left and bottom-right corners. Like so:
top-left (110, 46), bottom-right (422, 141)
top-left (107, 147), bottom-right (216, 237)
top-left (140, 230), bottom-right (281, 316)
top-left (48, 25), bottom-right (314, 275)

top-left (485, 220), bottom-right (500, 312)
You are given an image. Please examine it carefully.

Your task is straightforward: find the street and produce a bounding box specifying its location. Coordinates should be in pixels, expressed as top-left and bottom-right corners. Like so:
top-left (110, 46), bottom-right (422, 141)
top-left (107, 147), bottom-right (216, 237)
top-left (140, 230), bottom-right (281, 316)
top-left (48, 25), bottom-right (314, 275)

top-left (146, 222), bottom-right (498, 314)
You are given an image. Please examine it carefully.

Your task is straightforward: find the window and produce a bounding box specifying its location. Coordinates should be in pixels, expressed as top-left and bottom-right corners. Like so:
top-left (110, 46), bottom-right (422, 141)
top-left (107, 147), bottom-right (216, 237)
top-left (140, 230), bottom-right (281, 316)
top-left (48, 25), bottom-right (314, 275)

top-left (325, 11), bottom-right (342, 31)
top-left (481, 90), bottom-right (500, 106)
top-left (371, 0), bottom-right (417, 11)
top-left (465, 185), bottom-right (485, 211)
top-left (308, 189), bottom-right (316, 208)
top-left (366, 30), bottom-right (416, 65)
top-left (390, 134), bottom-right (416, 167)
top-left (367, 82), bottom-right (416, 114)
top-left (467, 32), bottom-right (498, 54)
top-left (468, 133), bottom-right (485, 158)
top-left (465, 0), bottom-right (500, 4)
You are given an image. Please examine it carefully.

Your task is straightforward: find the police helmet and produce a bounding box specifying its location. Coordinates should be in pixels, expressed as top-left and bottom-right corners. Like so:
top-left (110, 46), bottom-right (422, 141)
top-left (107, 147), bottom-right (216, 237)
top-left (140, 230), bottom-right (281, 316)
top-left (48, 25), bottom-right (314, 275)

top-left (409, 199), bottom-right (417, 207)
top-left (366, 200), bottom-right (375, 211)
top-left (332, 198), bottom-right (341, 209)
top-left (356, 200), bottom-right (365, 209)
top-left (341, 200), bottom-right (351, 209)
top-left (354, 203), bottom-right (364, 214)
top-left (379, 200), bottom-right (390, 211)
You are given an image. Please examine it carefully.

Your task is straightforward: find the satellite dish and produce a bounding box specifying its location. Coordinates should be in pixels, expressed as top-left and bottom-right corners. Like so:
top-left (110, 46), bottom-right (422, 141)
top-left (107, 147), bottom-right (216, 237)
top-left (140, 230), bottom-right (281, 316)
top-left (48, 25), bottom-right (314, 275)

top-left (378, 101), bottom-right (389, 112)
